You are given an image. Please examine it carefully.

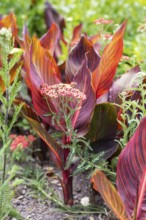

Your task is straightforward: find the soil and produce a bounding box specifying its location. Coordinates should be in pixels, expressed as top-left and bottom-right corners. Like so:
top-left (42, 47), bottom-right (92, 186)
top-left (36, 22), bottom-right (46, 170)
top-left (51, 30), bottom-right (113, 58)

top-left (9, 161), bottom-right (117, 220)
top-left (9, 147), bottom-right (116, 220)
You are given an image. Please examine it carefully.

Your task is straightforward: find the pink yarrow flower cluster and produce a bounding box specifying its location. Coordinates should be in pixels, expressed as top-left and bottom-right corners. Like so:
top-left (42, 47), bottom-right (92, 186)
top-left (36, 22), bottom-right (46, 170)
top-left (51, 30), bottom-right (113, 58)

top-left (10, 134), bottom-right (36, 151)
top-left (94, 18), bottom-right (113, 25)
top-left (40, 82), bottom-right (86, 101)
top-left (120, 55), bottom-right (130, 62)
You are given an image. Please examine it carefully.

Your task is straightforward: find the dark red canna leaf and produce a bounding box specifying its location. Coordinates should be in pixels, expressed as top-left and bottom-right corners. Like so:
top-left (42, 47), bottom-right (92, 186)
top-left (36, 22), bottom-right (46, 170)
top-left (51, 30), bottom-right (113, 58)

top-left (19, 101), bottom-right (40, 122)
top-left (29, 36), bottom-right (61, 125)
top-left (40, 23), bottom-right (60, 56)
top-left (30, 36), bottom-right (61, 85)
top-left (72, 61), bottom-right (96, 135)
top-left (44, 1), bottom-right (66, 60)
top-left (65, 36), bottom-right (100, 83)
top-left (109, 65), bottom-right (140, 104)
top-left (19, 102), bottom-right (63, 169)
top-left (117, 116), bottom-right (146, 219)
top-left (22, 28), bottom-right (32, 89)
top-left (26, 117), bottom-right (63, 169)
top-left (136, 168), bottom-right (146, 220)
top-left (44, 1), bottom-right (66, 34)
top-left (69, 23), bottom-right (83, 48)
top-left (91, 170), bottom-right (129, 220)
top-left (91, 139), bottom-right (118, 160)
top-left (92, 20), bottom-right (127, 98)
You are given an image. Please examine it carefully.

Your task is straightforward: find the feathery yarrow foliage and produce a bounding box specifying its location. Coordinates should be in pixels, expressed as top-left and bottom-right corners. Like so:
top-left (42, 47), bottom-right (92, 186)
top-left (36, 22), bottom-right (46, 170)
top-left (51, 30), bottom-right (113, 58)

top-left (0, 27), bottom-right (23, 218)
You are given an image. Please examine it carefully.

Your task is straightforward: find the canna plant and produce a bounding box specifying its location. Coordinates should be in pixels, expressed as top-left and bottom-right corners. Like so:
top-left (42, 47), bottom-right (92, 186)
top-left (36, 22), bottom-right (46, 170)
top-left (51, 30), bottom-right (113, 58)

top-left (91, 116), bottom-right (146, 220)
top-left (0, 7), bottom-right (127, 205)
top-left (16, 19), bottom-right (128, 206)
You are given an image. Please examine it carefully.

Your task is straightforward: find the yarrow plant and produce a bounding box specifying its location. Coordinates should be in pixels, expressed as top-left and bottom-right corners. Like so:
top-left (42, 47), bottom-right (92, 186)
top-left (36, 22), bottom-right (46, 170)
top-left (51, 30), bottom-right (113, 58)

top-left (0, 27), bottom-right (23, 219)
top-left (94, 18), bottom-right (113, 25)
top-left (118, 71), bottom-right (146, 148)
top-left (93, 18), bottom-right (113, 44)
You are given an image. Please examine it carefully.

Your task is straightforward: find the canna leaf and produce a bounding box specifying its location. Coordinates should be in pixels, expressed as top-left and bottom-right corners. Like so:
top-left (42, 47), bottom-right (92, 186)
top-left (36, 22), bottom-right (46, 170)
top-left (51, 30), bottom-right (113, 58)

top-left (29, 36), bottom-right (61, 125)
top-left (19, 102), bottom-right (63, 170)
top-left (69, 23), bottom-right (83, 48)
top-left (72, 61), bottom-right (96, 135)
top-left (117, 116), bottom-right (146, 219)
top-left (18, 101), bottom-right (40, 122)
top-left (90, 139), bottom-right (118, 160)
top-left (44, 0), bottom-right (66, 59)
top-left (30, 36), bottom-right (61, 85)
top-left (86, 103), bottom-right (118, 141)
top-left (136, 168), bottom-right (146, 220)
top-left (0, 12), bottom-right (18, 37)
top-left (86, 103), bottom-right (118, 159)
top-left (40, 23), bottom-right (60, 56)
top-left (109, 65), bottom-right (140, 104)
top-left (26, 117), bottom-right (63, 170)
top-left (91, 170), bottom-right (129, 220)
top-left (22, 28), bottom-right (32, 89)
top-left (65, 36), bottom-right (100, 83)
top-left (92, 20), bottom-right (127, 98)
top-left (44, 0), bottom-right (65, 34)
top-left (0, 58), bottom-right (22, 94)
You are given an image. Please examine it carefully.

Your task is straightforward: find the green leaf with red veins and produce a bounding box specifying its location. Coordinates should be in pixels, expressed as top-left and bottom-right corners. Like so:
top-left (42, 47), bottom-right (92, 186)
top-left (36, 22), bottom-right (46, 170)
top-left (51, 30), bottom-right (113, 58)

top-left (65, 36), bottom-right (100, 83)
top-left (40, 23), bottom-right (60, 56)
top-left (92, 20), bottom-right (127, 99)
top-left (91, 170), bottom-right (129, 220)
top-left (117, 116), bottom-right (146, 220)
top-left (72, 61), bottom-right (96, 136)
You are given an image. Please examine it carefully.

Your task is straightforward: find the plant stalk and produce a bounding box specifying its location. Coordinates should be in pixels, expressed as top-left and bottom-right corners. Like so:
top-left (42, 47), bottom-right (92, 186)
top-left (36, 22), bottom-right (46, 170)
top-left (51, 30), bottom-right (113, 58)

top-left (61, 136), bottom-right (73, 206)
top-left (2, 87), bottom-right (9, 183)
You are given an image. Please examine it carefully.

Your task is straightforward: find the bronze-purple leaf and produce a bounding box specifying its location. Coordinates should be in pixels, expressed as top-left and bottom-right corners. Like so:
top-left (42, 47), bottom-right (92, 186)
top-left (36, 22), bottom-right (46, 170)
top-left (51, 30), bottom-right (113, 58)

top-left (72, 61), bottom-right (96, 135)
top-left (65, 36), bottom-right (100, 83)
top-left (117, 116), bottom-right (146, 219)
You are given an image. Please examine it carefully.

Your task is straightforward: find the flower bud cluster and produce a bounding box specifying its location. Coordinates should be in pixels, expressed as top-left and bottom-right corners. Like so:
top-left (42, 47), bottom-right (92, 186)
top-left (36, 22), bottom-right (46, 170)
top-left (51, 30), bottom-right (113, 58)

top-left (10, 134), bottom-right (36, 151)
top-left (40, 82), bottom-right (86, 101)
top-left (94, 18), bottom-right (113, 25)
top-left (0, 27), bottom-right (12, 41)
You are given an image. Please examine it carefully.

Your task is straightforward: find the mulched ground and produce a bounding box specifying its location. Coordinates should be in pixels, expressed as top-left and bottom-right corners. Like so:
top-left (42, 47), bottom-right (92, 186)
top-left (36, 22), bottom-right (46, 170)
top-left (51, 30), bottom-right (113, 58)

top-left (9, 162), bottom-right (117, 220)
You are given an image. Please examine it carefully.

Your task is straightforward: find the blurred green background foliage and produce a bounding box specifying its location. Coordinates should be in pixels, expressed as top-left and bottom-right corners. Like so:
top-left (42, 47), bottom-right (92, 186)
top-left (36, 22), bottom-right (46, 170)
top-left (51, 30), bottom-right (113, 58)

top-left (1, 0), bottom-right (146, 70)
